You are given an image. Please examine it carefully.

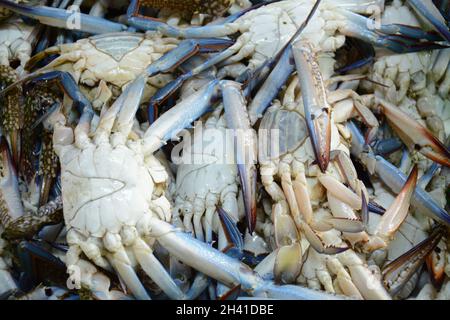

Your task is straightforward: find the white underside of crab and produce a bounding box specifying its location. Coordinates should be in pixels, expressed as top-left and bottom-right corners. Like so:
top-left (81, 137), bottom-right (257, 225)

top-left (50, 76), bottom-right (191, 300)
top-left (37, 32), bottom-right (178, 108)
top-left (173, 115), bottom-right (243, 244)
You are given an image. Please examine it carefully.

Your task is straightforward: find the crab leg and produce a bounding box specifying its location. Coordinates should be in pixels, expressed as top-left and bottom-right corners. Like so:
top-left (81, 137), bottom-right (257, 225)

top-left (144, 38), bottom-right (234, 78)
top-left (0, 0), bottom-right (127, 34)
top-left (348, 121), bottom-right (450, 226)
top-left (247, 48), bottom-right (295, 125)
top-left (406, 0), bottom-right (450, 42)
top-left (146, 216), bottom-right (347, 300)
top-left (147, 0), bottom-right (322, 122)
top-left (377, 97), bottom-right (450, 167)
top-left (221, 81), bottom-right (257, 233)
top-left (0, 135), bottom-right (24, 227)
top-left (143, 79), bottom-right (220, 154)
top-left (292, 41), bottom-right (331, 173)
top-left (337, 8), bottom-right (448, 53)
top-left (126, 0), bottom-right (278, 38)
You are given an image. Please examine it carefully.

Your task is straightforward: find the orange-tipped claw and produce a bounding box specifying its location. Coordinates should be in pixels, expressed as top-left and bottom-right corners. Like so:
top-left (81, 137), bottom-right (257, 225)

top-left (382, 226), bottom-right (444, 296)
top-left (378, 97), bottom-right (450, 167)
top-left (373, 165), bottom-right (418, 245)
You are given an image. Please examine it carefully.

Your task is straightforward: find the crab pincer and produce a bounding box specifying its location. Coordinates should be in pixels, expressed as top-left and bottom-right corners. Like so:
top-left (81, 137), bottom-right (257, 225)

top-left (221, 80), bottom-right (257, 234)
top-left (127, 0), bottom-right (279, 38)
top-left (348, 121), bottom-right (450, 227)
top-left (365, 165), bottom-right (419, 251)
top-left (292, 41), bottom-right (331, 173)
top-left (382, 226), bottom-right (445, 296)
top-left (377, 97), bottom-right (450, 167)
top-left (406, 0), bottom-right (450, 42)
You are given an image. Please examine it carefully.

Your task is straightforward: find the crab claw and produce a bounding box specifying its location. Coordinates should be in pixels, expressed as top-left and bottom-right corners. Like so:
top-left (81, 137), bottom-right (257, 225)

top-left (407, 0), bottom-right (450, 42)
top-left (292, 41), bottom-right (331, 173)
top-left (217, 207), bottom-right (244, 259)
top-left (0, 0), bottom-right (127, 34)
top-left (302, 222), bottom-right (349, 255)
top-left (382, 226), bottom-right (445, 296)
top-left (377, 97), bottom-right (450, 167)
top-left (221, 81), bottom-right (257, 233)
top-left (16, 240), bottom-right (67, 290)
top-left (338, 8), bottom-right (449, 54)
top-left (367, 165), bottom-right (418, 251)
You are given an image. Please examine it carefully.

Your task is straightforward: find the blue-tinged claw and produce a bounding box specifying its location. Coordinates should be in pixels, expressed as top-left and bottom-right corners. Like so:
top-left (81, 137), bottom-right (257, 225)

top-left (368, 201), bottom-right (386, 215)
top-left (379, 24), bottom-right (444, 42)
top-left (0, 0), bottom-right (127, 34)
top-left (221, 81), bottom-right (257, 233)
top-left (338, 9), bottom-right (449, 53)
top-left (418, 163), bottom-right (441, 189)
top-left (217, 207), bottom-right (244, 258)
top-left (407, 0), bottom-right (450, 42)
top-left (16, 240), bottom-right (67, 291)
top-left (361, 192), bottom-right (369, 227)
top-left (348, 121), bottom-right (450, 226)
top-left (292, 41), bottom-right (331, 173)
top-left (147, 74), bottom-right (189, 124)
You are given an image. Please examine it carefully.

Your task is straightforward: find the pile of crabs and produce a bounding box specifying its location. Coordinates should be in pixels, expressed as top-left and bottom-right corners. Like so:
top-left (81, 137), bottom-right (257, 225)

top-left (0, 0), bottom-right (449, 300)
